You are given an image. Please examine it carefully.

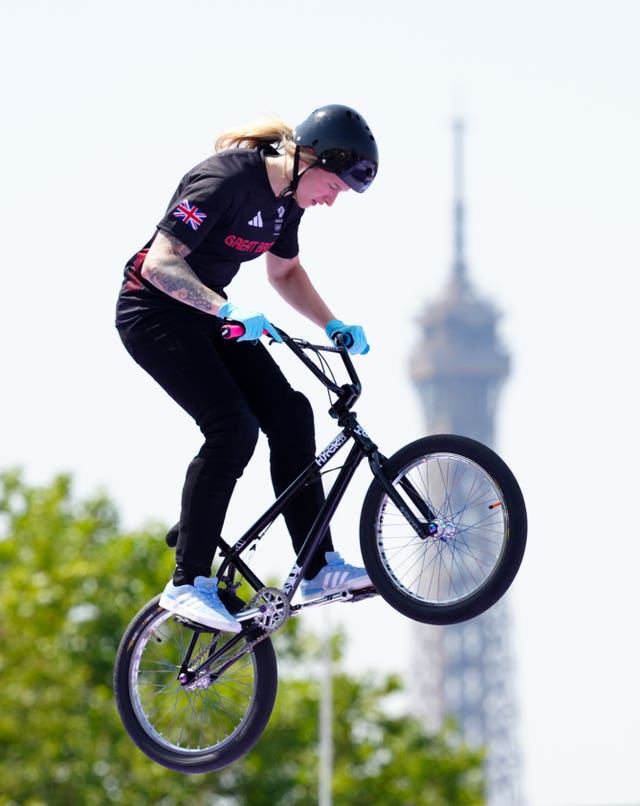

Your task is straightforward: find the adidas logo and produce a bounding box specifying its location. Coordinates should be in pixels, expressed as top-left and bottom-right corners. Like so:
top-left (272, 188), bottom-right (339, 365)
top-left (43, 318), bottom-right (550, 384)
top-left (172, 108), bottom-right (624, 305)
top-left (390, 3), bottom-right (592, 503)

top-left (324, 570), bottom-right (351, 590)
top-left (247, 210), bottom-right (263, 228)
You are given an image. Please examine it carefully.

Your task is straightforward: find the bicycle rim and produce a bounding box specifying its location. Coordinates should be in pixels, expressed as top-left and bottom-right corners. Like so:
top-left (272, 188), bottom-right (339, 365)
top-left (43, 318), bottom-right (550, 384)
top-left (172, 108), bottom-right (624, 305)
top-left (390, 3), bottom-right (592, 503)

top-left (375, 452), bottom-right (509, 606)
top-left (128, 609), bottom-right (261, 755)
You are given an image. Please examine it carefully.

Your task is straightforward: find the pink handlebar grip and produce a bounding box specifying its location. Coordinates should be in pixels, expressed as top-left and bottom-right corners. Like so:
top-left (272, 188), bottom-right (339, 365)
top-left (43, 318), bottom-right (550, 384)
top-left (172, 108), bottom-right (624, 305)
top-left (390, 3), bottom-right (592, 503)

top-left (221, 323), bottom-right (271, 341)
top-left (220, 323), bottom-right (246, 340)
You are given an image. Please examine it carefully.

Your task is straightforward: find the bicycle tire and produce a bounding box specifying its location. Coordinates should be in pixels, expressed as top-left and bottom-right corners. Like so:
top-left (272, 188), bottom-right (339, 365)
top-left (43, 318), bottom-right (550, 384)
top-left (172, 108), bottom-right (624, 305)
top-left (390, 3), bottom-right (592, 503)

top-left (360, 435), bottom-right (527, 625)
top-left (113, 594), bottom-right (277, 774)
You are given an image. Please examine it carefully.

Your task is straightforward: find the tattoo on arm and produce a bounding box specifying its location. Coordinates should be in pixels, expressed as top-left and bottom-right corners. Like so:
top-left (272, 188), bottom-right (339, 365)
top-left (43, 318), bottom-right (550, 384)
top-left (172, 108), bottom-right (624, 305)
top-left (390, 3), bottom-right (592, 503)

top-left (143, 232), bottom-right (224, 315)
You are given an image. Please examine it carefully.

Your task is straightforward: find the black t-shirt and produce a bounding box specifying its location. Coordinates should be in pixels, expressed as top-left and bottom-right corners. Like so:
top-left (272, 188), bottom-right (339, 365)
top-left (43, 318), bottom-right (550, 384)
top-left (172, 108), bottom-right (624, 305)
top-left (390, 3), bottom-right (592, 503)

top-left (116, 146), bottom-right (304, 326)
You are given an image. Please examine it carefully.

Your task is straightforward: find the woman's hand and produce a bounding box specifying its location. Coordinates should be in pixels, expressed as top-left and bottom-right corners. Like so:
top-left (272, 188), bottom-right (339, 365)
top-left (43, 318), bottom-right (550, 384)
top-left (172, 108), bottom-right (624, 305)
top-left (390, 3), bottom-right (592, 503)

top-left (216, 302), bottom-right (281, 343)
top-left (325, 319), bottom-right (370, 354)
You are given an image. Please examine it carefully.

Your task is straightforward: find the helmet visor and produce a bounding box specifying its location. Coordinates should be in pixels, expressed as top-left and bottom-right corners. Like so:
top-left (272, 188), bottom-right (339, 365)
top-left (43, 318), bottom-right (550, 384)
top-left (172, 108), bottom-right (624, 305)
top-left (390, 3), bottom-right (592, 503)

top-left (318, 149), bottom-right (378, 193)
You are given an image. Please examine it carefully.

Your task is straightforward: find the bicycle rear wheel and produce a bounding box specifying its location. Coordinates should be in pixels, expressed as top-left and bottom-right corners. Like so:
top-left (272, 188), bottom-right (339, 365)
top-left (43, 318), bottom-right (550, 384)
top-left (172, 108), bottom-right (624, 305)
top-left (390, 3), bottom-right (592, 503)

top-left (114, 595), bottom-right (277, 773)
top-left (360, 435), bottom-right (527, 625)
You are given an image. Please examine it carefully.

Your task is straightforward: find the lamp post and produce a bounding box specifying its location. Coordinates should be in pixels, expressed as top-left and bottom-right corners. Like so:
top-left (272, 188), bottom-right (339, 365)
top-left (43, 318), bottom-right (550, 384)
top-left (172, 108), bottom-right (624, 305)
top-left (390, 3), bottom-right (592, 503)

top-left (319, 612), bottom-right (333, 806)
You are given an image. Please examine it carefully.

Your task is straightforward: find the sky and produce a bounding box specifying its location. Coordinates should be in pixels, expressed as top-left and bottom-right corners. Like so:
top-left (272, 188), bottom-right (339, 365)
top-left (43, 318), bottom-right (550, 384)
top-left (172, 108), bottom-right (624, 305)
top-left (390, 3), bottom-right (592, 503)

top-left (1, 1), bottom-right (639, 803)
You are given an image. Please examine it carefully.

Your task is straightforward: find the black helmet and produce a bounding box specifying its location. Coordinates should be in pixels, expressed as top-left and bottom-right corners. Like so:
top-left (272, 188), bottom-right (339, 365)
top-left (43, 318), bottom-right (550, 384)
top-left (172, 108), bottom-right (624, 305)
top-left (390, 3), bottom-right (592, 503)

top-left (293, 104), bottom-right (378, 192)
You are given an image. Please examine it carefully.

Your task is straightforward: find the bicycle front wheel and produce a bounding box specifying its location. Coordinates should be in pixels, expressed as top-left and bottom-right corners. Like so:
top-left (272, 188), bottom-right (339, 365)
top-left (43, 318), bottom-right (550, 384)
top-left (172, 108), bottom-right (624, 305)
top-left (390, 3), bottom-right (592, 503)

top-left (360, 435), bottom-right (527, 625)
top-left (114, 595), bottom-right (277, 774)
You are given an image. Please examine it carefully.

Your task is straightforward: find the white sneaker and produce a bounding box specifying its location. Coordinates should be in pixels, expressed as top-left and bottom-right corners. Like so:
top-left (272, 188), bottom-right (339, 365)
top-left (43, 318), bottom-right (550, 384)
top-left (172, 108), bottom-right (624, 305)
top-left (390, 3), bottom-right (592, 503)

top-left (300, 552), bottom-right (372, 600)
top-left (159, 576), bottom-right (241, 633)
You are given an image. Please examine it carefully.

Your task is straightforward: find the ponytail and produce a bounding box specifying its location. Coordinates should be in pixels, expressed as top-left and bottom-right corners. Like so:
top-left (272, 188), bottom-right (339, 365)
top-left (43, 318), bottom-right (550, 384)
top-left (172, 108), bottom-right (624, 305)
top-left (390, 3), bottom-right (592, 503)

top-left (214, 116), bottom-right (297, 155)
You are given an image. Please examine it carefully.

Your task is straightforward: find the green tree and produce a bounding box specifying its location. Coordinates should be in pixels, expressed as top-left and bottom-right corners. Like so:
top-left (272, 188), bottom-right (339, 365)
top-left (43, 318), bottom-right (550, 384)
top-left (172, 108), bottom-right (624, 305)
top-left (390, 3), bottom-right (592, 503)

top-left (0, 470), bottom-right (484, 805)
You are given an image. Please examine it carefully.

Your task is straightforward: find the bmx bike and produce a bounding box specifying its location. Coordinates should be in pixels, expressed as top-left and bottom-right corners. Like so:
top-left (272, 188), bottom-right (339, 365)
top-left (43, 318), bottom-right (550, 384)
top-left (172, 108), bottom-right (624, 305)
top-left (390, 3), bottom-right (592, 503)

top-left (113, 324), bottom-right (527, 773)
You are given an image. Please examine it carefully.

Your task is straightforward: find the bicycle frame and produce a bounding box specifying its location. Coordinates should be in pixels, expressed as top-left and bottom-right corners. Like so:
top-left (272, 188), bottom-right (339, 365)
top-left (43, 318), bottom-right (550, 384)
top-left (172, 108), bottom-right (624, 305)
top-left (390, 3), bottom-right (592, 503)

top-left (218, 416), bottom-right (373, 604)
top-left (212, 330), bottom-right (436, 624)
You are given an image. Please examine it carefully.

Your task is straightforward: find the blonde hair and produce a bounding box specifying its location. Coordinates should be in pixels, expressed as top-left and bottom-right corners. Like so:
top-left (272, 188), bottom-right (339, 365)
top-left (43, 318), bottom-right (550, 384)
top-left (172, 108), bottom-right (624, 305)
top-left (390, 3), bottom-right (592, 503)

top-left (214, 115), bottom-right (298, 156)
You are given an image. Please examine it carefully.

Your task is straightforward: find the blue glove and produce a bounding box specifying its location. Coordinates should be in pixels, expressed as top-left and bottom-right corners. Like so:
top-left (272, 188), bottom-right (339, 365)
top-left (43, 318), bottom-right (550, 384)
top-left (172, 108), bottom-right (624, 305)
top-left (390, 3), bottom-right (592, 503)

top-left (325, 319), bottom-right (370, 355)
top-left (217, 301), bottom-right (282, 343)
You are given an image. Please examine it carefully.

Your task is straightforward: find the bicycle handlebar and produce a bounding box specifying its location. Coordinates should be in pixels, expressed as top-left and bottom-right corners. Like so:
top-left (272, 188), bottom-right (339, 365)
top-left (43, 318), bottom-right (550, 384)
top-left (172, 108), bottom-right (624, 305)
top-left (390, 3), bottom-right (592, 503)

top-left (220, 319), bottom-right (361, 412)
top-left (220, 322), bottom-right (354, 349)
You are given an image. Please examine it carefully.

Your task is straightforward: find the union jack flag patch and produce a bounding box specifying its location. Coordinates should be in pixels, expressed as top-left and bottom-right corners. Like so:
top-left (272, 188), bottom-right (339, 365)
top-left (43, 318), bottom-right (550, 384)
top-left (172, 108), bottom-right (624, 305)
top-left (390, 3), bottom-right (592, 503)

top-left (172, 199), bottom-right (207, 231)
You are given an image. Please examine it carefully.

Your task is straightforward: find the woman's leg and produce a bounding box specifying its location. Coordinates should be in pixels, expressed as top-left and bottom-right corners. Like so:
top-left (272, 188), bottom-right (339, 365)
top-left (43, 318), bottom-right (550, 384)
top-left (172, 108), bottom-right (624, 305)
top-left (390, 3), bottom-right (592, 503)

top-left (118, 313), bottom-right (258, 584)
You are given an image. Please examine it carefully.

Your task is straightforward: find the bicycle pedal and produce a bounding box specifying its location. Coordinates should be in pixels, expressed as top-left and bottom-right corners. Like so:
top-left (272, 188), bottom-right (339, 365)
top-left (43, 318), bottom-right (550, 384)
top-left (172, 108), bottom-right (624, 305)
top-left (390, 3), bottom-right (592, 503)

top-left (337, 584), bottom-right (378, 601)
top-left (349, 585), bottom-right (378, 601)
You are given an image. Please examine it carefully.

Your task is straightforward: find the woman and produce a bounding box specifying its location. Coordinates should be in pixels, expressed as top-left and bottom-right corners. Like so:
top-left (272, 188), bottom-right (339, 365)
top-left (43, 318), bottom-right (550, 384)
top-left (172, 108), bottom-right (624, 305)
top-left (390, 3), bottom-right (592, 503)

top-left (116, 104), bottom-right (379, 632)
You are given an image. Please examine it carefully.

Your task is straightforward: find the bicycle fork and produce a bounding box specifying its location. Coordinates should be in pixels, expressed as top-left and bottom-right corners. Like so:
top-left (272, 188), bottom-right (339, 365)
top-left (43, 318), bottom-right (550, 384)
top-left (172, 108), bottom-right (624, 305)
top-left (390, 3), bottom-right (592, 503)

top-left (368, 453), bottom-right (438, 539)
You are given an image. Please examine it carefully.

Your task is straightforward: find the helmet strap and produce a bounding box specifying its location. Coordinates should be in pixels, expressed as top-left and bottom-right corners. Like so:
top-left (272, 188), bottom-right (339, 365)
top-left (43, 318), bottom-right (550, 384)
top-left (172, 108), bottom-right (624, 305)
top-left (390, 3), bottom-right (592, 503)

top-left (278, 146), bottom-right (315, 199)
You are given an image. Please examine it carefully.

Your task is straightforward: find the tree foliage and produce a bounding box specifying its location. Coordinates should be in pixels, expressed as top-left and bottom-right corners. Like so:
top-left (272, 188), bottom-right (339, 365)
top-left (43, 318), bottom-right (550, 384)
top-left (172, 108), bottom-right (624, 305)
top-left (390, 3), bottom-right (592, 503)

top-left (0, 469), bottom-right (485, 805)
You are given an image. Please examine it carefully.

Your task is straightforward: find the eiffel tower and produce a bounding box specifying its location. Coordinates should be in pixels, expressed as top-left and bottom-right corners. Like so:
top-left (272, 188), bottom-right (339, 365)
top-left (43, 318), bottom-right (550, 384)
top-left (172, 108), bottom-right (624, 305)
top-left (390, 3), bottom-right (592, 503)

top-left (409, 120), bottom-right (523, 805)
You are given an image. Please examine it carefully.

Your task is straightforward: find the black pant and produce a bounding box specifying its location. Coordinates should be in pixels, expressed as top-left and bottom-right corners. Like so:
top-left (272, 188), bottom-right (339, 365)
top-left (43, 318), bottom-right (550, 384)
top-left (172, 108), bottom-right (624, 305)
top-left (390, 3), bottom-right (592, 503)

top-left (117, 309), bottom-right (333, 585)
